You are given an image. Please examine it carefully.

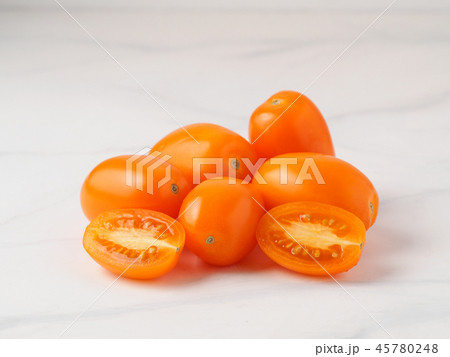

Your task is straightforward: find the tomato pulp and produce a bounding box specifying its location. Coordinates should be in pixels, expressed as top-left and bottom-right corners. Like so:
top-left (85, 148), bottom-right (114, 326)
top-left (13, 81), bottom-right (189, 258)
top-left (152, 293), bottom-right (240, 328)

top-left (256, 202), bottom-right (366, 276)
top-left (83, 209), bottom-right (185, 279)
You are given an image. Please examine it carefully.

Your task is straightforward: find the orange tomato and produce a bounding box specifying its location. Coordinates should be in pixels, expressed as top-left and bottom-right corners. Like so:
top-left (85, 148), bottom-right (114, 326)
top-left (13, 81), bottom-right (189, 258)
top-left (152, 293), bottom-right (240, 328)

top-left (252, 153), bottom-right (378, 229)
top-left (257, 202), bottom-right (366, 276)
top-left (83, 209), bottom-right (185, 279)
top-left (152, 123), bottom-right (258, 184)
top-left (81, 155), bottom-right (193, 221)
top-left (178, 178), bottom-right (265, 266)
top-left (249, 91), bottom-right (335, 159)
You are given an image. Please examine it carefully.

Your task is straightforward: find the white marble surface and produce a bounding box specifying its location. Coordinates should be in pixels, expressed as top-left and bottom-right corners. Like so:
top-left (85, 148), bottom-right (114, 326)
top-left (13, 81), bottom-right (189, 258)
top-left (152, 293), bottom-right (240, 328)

top-left (1, 0), bottom-right (450, 338)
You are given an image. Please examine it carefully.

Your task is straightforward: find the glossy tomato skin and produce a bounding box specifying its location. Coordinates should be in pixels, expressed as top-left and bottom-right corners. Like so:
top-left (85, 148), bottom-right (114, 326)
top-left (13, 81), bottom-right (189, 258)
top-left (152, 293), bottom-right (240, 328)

top-left (81, 155), bottom-right (193, 221)
top-left (257, 202), bottom-right (366, 276)
top-left (252, 153), bottom-right (378, 229)
top-left (151, 123), bottom-right (258, 185)
top-left (83, 209), bottom-right (185, 279)
top-left (178, 178), bottom-right (265, 266)
top-left (249, 91), bottom-right (335, 159)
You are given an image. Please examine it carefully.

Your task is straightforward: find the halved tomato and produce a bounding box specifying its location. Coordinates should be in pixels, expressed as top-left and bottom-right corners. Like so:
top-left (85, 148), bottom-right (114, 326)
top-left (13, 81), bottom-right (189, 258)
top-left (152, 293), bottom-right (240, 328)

top-left (83, 209), bottom-right (185, 279)
top-left (256, 202), bottom-right (366, 276)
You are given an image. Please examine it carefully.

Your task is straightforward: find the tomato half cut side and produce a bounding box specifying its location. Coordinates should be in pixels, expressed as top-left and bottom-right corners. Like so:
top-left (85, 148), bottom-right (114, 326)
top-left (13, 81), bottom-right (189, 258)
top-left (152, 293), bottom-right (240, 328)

top-left (256, 202), bottom-right (366, 276)
top-left (83, 209), bottom-right (185, 279)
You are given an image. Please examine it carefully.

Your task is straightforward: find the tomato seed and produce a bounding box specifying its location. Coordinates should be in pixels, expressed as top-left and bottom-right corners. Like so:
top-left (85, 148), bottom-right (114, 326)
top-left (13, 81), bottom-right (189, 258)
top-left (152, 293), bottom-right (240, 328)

top-left (299, 214), bottom-right (311, 222)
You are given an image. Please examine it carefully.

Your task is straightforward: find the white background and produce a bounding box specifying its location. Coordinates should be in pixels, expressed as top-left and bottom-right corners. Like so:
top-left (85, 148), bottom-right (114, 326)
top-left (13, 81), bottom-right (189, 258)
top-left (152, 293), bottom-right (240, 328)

top-left (1, 340), bottom-right (449, 357)
top-left (1, 0), bottom-right (449, 338)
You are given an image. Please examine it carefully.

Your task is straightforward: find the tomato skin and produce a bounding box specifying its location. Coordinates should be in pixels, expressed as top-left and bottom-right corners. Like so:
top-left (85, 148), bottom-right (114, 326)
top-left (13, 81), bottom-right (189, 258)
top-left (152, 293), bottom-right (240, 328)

top-left (257, 202), bottom-right (366, 276)
top-left (80, 155), bottom-right (193, 221)
top-left (178, 178), bottom-right (265, 266)
top-left (249, 91), bottom-right (335, 159)
top-left (83, 209), bottom-right (185, 279)
top-left (252, 153), bottom-right (378, 229)
top-left (152, 123), bottom-right (258, 184)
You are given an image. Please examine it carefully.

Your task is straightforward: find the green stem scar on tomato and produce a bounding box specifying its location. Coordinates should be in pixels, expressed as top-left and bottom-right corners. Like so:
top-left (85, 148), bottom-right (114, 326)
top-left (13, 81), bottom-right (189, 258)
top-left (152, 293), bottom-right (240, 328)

top-left (178, 178), bottom-right (265, 266)
top-left (252, 153), bottom-right (379, 229)
top-left (81, 155), bottom-right (193, 221)
top-left (249, 90), bottom-right (335, 159)
top-left (152, 123), bottom-right (258, 184)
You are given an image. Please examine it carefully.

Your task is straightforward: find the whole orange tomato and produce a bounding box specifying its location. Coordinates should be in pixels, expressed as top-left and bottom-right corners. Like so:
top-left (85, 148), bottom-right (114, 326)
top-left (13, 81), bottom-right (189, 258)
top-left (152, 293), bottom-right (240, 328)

top-left (252, 153), bottom-right (378, 229)
top-left (249, 91), bottom-right (335, 159)
top-left (152, 123), bottom-right (258, 185)
top-left (178, 178), bottom-right (265, 266)
top-left (81, 155), bottom-right (193, 221)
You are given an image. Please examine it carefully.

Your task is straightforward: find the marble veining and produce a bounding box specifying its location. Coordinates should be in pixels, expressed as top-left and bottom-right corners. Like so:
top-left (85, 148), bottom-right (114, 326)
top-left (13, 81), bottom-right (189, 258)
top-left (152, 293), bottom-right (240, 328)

top-left (0, 0), bottom-right (449, 338)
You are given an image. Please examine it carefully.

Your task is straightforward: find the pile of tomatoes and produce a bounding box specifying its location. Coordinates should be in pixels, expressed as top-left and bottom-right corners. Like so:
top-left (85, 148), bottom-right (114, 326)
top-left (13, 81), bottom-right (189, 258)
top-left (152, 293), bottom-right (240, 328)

top-left (81, 91), bottom-right (378, 279)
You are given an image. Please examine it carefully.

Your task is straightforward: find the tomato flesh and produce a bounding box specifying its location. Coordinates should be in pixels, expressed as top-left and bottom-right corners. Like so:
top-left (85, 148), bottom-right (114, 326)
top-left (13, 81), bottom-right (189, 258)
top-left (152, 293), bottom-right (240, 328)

top-left (256, 202), bottom-right (366, 276)
top-left (83, 209), bottom-right (185, 279)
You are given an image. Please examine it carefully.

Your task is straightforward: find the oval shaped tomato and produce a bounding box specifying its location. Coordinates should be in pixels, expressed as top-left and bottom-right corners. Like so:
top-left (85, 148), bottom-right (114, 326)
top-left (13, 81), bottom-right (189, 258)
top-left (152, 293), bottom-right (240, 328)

top-left (178, 178), bottom-right (265, 266)
top-left (249, 91), bottom-right (335, 159)
top-left (81, 155), bottom-right (193, 221)
top-left (83, 209), bottom-right (185, 279)
top-left (257, 202), bottom-right (366, 276)
top-left (152, 123), bottom-right (258, 184)
top-left (252, 153), bottom-right (378, 229)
